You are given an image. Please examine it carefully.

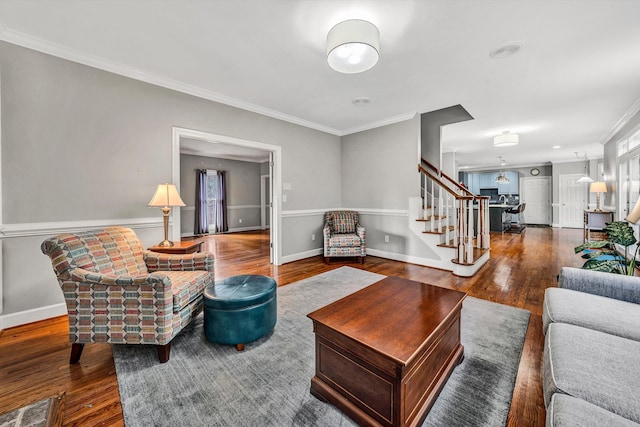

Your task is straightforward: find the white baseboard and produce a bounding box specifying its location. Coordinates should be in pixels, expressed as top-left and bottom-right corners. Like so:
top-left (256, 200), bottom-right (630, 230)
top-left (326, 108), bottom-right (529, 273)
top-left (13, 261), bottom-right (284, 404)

top-left (227, 226), bottom-right (262, 233)
top-left (0, 302), bottom-right (66, 331)
top-left (181, 226), bottom-right (263, 237)
top-left (280, 248), bottom-right (323, 264)
top-left (366, 248), bottom-right (449, 270)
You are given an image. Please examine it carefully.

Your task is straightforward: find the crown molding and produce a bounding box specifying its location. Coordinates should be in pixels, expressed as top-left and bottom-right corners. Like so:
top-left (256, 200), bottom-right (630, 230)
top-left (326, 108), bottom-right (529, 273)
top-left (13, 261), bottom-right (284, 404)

top-left (602, 97), bottom-right (640, 144)
top-left (0, 27), bottom-right (343, 136)
top-left (341, 112), bottom-right (417, 136)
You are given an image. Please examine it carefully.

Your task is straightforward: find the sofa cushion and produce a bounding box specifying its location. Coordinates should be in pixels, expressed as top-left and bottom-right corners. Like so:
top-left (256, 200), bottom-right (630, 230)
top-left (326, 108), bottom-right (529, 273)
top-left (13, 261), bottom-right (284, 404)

top-left (329, 234), bottom-right (362, 248)
top-left (547, 394), bottom-right (640, 427)
top-left (559, 267), bottom-right (640, 304)
top-left (543, 323), bottom-right (640, 423)
top-left (164, 271), bottom-right (212, 313)
top-left (543, 287), bottom-right (640, 341)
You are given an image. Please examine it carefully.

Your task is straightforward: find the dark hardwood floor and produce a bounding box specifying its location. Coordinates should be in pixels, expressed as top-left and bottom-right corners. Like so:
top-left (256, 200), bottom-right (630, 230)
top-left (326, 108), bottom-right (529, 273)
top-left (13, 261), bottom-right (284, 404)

top-left (0, 227), bottom-right (585, 426)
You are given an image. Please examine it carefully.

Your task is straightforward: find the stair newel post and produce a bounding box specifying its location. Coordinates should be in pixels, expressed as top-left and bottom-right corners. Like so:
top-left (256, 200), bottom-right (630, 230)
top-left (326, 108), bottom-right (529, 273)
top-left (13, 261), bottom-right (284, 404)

top-left (428, 179), bottom-right (436, 231)
top-left (438, 188), bottom-right (444, 232)
top-left (457, 199), bottom-right (465, 263)
top-left (422, 173), bottom-right (428, 219)
top-left (444, 193), bottom-right (450, 243)
top-left (482, 198), bottom-right (491, 249)
top-left (466, 198), bottom-right (474, 262)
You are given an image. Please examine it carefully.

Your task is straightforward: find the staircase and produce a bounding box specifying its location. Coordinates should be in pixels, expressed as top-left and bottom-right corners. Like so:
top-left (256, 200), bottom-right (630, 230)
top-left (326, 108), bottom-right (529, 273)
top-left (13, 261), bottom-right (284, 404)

top-left (410, 159), bottom-right (490, 277)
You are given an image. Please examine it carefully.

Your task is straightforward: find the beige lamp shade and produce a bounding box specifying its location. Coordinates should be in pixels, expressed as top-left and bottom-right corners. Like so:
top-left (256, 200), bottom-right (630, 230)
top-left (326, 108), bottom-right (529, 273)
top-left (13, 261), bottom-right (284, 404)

top-left (627, 198), bottom-right (640, 224)
top-left (148, 183), bottom-right (185, 207)
top-left (589, 182), bottom-right (607, 193)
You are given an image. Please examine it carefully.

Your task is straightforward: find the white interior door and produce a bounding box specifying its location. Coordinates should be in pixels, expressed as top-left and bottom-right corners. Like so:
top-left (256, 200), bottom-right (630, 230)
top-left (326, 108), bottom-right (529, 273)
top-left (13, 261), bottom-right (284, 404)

top-left (559, 174), bottom-right (588, 228)
top-left (520, 176), bottom-right (551, 224)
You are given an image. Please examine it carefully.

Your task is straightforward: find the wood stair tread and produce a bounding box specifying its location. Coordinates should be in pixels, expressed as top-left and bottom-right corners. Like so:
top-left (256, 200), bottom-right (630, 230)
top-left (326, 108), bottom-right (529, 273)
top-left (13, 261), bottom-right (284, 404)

top-left (451, 247), bottom-right (490, 266)
top-left (422, 225), bottom-right (456, 235)
top-left (416, 215), bottom-right (448, 222)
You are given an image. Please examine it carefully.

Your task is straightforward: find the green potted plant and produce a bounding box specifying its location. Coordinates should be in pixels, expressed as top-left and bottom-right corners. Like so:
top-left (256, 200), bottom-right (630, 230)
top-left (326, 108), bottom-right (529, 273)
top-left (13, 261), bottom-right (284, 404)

top-left (574, 221), bottom-right (639, 275)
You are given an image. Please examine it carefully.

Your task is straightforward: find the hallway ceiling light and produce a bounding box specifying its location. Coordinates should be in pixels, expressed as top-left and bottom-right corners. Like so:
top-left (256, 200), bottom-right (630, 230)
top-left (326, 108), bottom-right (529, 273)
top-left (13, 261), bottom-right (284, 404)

top-left (327, 19), bottom-right (380, 74)
top-left (493, 131), bottom-right (519, 147)
top-left (575, 152), bottom-right (594, 183)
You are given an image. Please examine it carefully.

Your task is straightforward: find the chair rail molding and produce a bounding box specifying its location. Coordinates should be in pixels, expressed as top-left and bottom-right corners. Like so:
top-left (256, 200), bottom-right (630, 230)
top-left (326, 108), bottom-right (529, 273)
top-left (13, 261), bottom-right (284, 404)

top-left (0, 217), bottom-right (163, 239)
top-left (282, 208), bottom-right (408, 218)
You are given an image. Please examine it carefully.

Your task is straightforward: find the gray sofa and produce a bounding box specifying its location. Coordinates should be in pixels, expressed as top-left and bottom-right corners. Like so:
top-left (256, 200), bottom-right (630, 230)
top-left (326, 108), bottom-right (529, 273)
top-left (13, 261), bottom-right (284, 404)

top-left (542, 267), bottom-right (640, 427)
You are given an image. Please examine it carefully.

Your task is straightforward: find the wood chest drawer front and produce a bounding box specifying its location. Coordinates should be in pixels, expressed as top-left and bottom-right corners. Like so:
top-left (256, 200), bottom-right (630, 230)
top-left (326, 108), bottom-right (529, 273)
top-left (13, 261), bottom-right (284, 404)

top-left (403, 314), bottom-right (462, 425)
top-left (313, 322), bottom-right (400, 376)
top-left (317, 339), bottom-right (395, 424)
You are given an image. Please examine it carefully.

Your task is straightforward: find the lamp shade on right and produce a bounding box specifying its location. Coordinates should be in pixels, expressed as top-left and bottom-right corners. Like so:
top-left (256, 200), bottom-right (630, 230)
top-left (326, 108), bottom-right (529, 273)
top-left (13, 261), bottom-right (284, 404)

top-left (627, 198), bottom-right (640, 224)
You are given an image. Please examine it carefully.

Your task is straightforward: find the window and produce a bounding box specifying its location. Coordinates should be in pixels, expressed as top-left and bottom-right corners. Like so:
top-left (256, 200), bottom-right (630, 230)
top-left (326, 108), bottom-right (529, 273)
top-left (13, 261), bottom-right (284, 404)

top-left (618, 128), bottom-right (640, 219)
top-left (206, 170), bottom-right (219, 228)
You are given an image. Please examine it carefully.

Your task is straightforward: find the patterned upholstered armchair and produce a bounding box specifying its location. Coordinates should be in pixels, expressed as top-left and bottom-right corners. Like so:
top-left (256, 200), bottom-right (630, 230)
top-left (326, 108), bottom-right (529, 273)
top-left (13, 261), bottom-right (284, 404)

top-left (323, 210), bottom-right (366, 264)
top-left (41, 226), bottom-right (214, 364)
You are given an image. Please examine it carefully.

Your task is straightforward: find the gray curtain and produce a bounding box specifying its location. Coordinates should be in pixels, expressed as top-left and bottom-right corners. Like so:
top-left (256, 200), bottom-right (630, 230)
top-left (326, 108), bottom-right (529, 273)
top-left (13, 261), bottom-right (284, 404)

top-left (194, 169), bottom-right (208, 235)
top-left (215, 171), bottom-right (228, 233)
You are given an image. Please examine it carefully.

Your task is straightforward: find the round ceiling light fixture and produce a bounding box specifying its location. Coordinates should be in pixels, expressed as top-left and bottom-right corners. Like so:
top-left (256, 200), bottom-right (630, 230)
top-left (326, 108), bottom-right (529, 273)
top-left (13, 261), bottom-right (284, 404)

top-left (327, 19), bottom-right (380, 74)
top-left (493, 130), bottom-right (520, 147)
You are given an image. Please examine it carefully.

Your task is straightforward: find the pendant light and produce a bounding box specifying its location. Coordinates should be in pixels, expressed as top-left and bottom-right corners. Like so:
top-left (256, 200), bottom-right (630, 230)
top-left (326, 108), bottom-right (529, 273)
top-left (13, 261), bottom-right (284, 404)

top-left (495, 156), bottom-right (510, 183)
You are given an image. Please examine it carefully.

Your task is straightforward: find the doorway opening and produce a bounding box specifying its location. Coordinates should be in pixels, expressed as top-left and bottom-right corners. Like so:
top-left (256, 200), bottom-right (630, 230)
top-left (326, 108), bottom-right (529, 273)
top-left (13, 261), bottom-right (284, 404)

top-left (171, 127), bottom-right (282, 265)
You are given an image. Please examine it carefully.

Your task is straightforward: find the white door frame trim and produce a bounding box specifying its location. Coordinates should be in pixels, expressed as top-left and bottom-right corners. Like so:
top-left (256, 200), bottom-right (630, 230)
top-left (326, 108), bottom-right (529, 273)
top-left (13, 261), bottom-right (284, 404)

top-left (171, 127), bottom-right (282, 265)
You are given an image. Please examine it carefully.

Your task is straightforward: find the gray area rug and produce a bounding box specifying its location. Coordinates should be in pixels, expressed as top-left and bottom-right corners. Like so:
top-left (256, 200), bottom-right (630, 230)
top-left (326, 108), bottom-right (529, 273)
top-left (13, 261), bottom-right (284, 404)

top-left (113, 267), bottom-right (530, 427)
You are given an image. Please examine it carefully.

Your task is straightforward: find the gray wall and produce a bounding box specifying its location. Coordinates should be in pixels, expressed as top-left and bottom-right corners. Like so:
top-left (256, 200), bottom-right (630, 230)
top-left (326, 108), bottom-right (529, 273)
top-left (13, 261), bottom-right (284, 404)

top-left (0, 40), bottom-right (341, 324)
top-left (420, 105), bottom-right (473, 169)
top-left (180, 154), bottom-right (263, 234)
top-left (341, 115), bottom-right (439, 259)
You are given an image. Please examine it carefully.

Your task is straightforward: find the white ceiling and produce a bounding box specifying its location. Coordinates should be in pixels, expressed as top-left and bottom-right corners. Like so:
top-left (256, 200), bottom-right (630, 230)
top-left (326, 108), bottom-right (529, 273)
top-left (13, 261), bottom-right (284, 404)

top-left (1, 0), bottom-right (639, 169)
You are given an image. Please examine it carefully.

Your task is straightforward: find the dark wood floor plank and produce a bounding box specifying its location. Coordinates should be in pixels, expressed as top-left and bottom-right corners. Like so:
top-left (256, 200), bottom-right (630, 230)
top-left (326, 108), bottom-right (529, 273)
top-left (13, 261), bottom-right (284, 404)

top-left (0, 227), bottom-right (585, 426)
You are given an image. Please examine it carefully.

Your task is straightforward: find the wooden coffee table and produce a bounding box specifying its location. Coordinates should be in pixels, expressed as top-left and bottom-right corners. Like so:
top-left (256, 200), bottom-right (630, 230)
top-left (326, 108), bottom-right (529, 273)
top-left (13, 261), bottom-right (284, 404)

top-left (307, 276), bottom-right (466, 427)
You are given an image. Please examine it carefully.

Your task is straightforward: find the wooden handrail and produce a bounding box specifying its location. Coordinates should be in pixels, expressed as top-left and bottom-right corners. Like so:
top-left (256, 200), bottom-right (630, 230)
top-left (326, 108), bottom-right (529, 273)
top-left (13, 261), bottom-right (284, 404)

top-left (418, 164), bottom-right (459, 198)
top-left (418, 164), bottom-right (489, 201)
top-left (420, 158), bottom-right (475, 197)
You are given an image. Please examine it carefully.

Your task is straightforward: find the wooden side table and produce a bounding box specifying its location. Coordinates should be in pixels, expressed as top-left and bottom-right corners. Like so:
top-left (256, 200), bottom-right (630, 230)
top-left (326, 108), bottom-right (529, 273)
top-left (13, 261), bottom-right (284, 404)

top-left (148, 240), bottom-right (203, 254)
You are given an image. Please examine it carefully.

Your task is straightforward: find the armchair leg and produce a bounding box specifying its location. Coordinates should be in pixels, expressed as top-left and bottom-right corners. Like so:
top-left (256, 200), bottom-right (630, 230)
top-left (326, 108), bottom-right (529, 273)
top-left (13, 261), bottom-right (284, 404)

top-left (70, 343), bottom-right (84, 364)
top-left (360, 256), bottom-right (365, 264)
top-left (324, 257), bottom-right (330, 264)
top-left (157, 343), bottom-right (171, 363)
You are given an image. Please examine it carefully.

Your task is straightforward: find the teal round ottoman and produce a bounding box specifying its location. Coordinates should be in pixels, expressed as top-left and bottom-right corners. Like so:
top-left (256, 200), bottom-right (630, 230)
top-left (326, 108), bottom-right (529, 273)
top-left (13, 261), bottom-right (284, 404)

top-left (203, 275), bottom-right (277, 351)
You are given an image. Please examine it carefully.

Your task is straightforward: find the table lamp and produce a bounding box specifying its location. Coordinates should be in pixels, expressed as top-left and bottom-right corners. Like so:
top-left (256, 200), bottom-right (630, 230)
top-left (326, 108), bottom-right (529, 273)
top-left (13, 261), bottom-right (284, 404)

top-left (627, 198), bottom-right (640, 224)
top-left (148, 183), bottom-right (185, 247)
top-left (590, 181), bottom-right (607, 212)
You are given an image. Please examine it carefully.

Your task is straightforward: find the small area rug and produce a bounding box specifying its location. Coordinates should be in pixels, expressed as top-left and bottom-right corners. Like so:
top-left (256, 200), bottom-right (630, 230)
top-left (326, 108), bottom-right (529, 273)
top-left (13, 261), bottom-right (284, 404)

top-left (113, 267), bottom-right (530, 427)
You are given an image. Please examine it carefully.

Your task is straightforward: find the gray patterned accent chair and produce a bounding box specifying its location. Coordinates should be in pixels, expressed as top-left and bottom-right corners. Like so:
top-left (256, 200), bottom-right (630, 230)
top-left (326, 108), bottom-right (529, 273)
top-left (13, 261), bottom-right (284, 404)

top-left (41, 226), bottom-right (214, 364)
top-left (323, 210), bottom-right (366, 264)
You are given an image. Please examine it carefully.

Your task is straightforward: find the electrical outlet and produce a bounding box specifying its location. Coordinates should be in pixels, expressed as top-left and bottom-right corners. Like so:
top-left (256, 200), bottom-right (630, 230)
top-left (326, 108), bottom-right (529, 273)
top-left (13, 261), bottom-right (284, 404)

top-left (238, 218), bottom-right (243, 224)
top-left (311, 233), bottom-right (315, 241)
top-left (384, 235), bottom-right (390, 243)
top-left (283, 194), bottom-right (287, 202)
